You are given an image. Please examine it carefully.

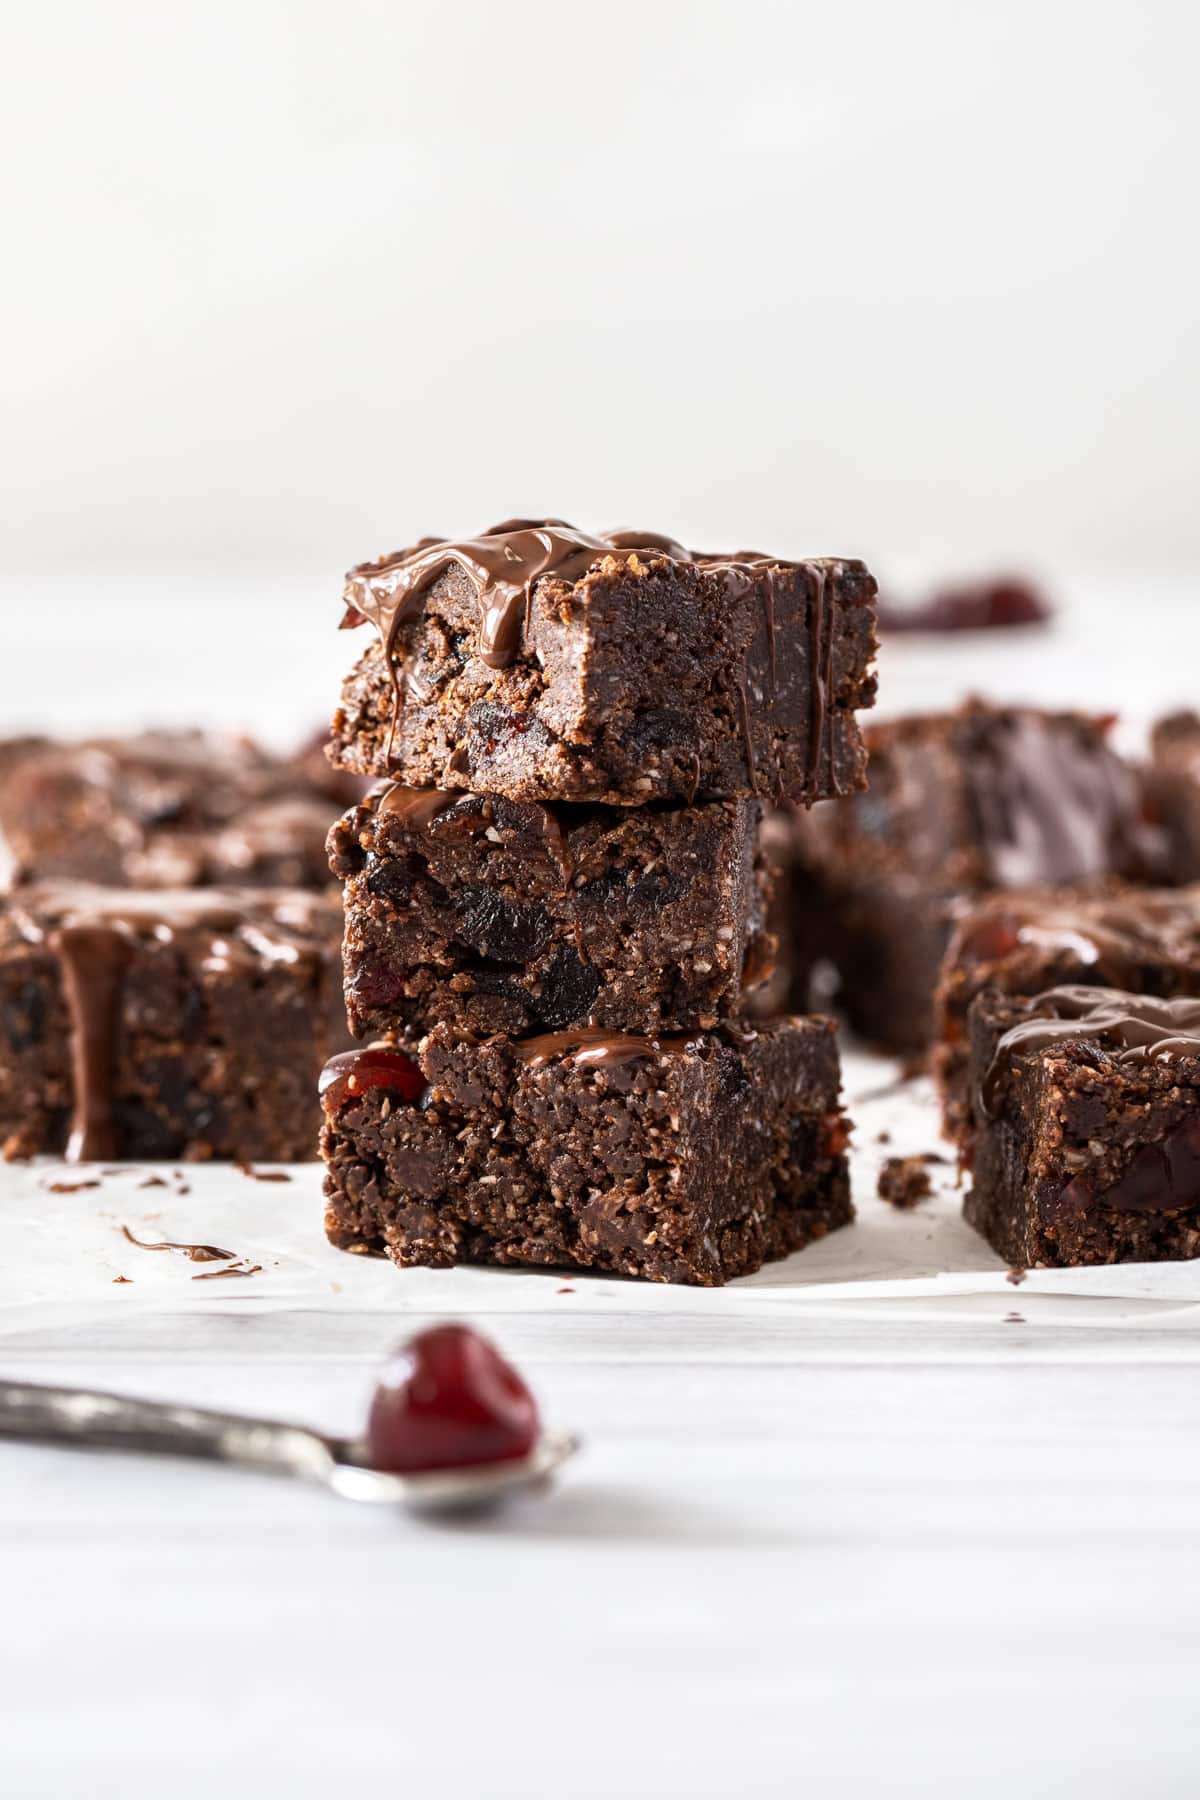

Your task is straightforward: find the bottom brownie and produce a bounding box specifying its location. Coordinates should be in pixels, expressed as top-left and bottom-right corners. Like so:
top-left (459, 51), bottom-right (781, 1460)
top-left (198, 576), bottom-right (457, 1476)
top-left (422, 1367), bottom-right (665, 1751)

top-left (0, 882), bottom-right (345, 1162)
top-left (320, 1018), bottom-right (853, 1286)
top-left (965, 985), bottom-right (1200, 1267)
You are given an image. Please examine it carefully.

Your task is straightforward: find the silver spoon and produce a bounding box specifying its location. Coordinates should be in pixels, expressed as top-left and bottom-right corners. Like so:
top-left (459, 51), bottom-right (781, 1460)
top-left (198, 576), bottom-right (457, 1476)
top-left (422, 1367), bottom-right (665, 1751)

top-left (0, 1378), bottom-right (578, 1513)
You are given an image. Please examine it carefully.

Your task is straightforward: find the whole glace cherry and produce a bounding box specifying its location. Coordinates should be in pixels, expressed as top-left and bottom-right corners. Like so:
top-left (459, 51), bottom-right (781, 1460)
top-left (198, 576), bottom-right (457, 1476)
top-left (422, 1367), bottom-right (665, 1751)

top-left (366, 1324), bottom-right (540, 1474)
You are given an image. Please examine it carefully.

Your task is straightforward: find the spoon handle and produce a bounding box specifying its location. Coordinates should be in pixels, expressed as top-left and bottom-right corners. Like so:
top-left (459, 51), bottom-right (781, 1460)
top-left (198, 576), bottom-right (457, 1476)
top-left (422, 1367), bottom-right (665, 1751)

top-left (0, 1379), bottom-right (333, 1483)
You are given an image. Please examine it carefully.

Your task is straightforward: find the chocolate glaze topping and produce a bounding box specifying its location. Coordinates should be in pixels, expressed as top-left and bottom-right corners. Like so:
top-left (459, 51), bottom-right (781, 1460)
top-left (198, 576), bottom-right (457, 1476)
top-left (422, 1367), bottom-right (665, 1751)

top-left (342, 520), bottom-right (849, 793)
top-left (13, 883), bottom-right (333, 1163)
top-left (512, 1027), bottom-right (703, 1070)
top-left (982, 984), bottom-right (1200, 1116)
top-left (344, 522), bottom-right (616, 674)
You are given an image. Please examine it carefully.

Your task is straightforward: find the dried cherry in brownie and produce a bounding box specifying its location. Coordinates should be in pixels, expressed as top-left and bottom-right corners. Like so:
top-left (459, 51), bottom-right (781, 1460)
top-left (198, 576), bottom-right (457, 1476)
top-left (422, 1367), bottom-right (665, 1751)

top-left (320, 1019), bottom-right (853, 1287)
top-left (329, 522), bottom-right (878, 807)
top-left (328, 782), bottom-right (773, 1038)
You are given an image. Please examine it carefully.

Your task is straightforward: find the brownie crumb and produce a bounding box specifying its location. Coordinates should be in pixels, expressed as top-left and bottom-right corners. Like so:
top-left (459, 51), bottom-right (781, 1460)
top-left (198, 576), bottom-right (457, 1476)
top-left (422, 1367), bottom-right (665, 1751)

top-left (138, 1176), bottom-right (168, 1189)
top-left (877, 1156), bottom-right (934, 1209)
top-left (236, 1162), bottom-right (292, 1182)
top-left (112, 1275), bottom-right (133, 1284)
top-left (44, 1179), bottom-right (101, 1193)
top-left (876, 1129), bottom-right (891, 1144)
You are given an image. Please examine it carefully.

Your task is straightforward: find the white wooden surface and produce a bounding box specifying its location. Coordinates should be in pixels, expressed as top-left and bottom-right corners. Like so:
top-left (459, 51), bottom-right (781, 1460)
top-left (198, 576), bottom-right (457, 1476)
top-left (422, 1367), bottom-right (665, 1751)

top-left (2, 571), bottom-right (1200, 1797)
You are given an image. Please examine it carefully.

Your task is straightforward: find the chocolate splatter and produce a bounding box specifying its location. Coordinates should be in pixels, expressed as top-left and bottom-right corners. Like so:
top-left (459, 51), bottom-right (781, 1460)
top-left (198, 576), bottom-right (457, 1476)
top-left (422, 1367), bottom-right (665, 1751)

top-left (120, 1224), bottom-right (235, 1263)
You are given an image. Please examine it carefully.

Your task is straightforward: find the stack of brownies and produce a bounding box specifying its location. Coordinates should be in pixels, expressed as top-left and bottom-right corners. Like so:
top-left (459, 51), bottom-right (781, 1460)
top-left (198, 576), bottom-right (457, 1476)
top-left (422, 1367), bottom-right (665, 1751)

top-left (317, 522), bottom-right (879, 1285)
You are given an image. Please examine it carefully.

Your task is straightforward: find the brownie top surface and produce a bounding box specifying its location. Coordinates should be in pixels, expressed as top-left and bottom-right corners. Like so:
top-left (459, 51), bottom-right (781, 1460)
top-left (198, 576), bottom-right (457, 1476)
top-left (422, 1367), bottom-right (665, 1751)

top-left (341, 517), bottom-right (868, 672)
top-left (4, 880), bottom-right (339, 961)
top-left (0, 728), bottom-right (351, 826)
top-left (950, 885), bottom-right (1200, 981)
top-left (978, 982), bottom-right (1200, 1115)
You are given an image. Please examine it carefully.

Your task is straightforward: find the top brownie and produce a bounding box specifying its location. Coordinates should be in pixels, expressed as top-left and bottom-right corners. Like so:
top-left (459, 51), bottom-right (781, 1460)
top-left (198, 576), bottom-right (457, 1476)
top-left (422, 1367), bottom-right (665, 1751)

top-left (0, 730), bottom-right (356, 891)
top-left (328, 522), bottom-right (878, 806)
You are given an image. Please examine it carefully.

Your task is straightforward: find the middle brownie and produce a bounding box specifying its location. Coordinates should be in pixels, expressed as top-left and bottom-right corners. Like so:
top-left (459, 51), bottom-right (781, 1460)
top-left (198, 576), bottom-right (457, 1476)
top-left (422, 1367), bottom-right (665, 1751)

top-left (329, 783), bottom-right (771, 1039)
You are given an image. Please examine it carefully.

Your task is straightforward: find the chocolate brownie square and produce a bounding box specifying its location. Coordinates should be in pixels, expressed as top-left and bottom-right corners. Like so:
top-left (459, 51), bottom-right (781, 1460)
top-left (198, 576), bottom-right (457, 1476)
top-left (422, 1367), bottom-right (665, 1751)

top-left (775, 701), bottom-right (1157, 1052)
top-left (0, 882), bottom-right (345, 1162)
top-left (328, 782), bottom-right (773, 1039)
top-left (965, 985), bottom-right (1200, 1267)
top-left (320, 1018), bottom-right (852, 1286)
top-left (329, 523), bottom-right (878, 807)
top-left (935, 885), bottom-right (1200, 1149)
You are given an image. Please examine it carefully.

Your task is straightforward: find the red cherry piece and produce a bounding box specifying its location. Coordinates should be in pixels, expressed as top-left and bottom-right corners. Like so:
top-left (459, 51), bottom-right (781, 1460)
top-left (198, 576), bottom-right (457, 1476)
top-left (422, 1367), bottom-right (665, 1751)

top-left (319, 1046), bottom-right (427, 1112)
top-left (367, 1323), bottom-right (540, 1474)
top-left (351, 958), bottom-right (411, 1010)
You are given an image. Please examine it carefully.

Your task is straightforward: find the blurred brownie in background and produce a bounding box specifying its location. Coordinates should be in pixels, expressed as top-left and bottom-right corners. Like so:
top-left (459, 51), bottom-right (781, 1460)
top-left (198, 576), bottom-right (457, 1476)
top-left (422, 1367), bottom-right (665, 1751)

top-left (767, 701), bottom-right (1162, 1053)
top-left (0, 882), bottom-right (346, 1162)
top-left (0, 730), bottom-right (356, 891)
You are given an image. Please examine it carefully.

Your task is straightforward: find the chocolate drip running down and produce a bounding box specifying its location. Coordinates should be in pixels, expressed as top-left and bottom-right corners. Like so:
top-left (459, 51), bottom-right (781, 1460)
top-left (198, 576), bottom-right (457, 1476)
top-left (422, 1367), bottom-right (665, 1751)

top-left (16, 884), bottom-right (330, 1164)
top-left (982, 984), bottom-right (1200, 1117)
top-left (341, 520), bottom-right (842, 793)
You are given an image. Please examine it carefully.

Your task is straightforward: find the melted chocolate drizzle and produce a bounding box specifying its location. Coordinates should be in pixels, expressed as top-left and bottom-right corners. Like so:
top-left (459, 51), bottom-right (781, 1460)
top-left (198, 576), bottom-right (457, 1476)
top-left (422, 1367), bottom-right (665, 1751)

top-left (511, 1027), bottom-right (702, 1070)
top-left (982, 984), bottom-right (1200, 1116)
top-left (120, 1225), bottom-right (237, 1263)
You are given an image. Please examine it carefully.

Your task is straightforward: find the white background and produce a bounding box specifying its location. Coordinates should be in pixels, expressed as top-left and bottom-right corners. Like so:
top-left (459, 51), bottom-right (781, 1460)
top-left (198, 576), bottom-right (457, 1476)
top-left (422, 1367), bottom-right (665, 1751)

top-left (4, 0), bottom-right (1198, 584)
